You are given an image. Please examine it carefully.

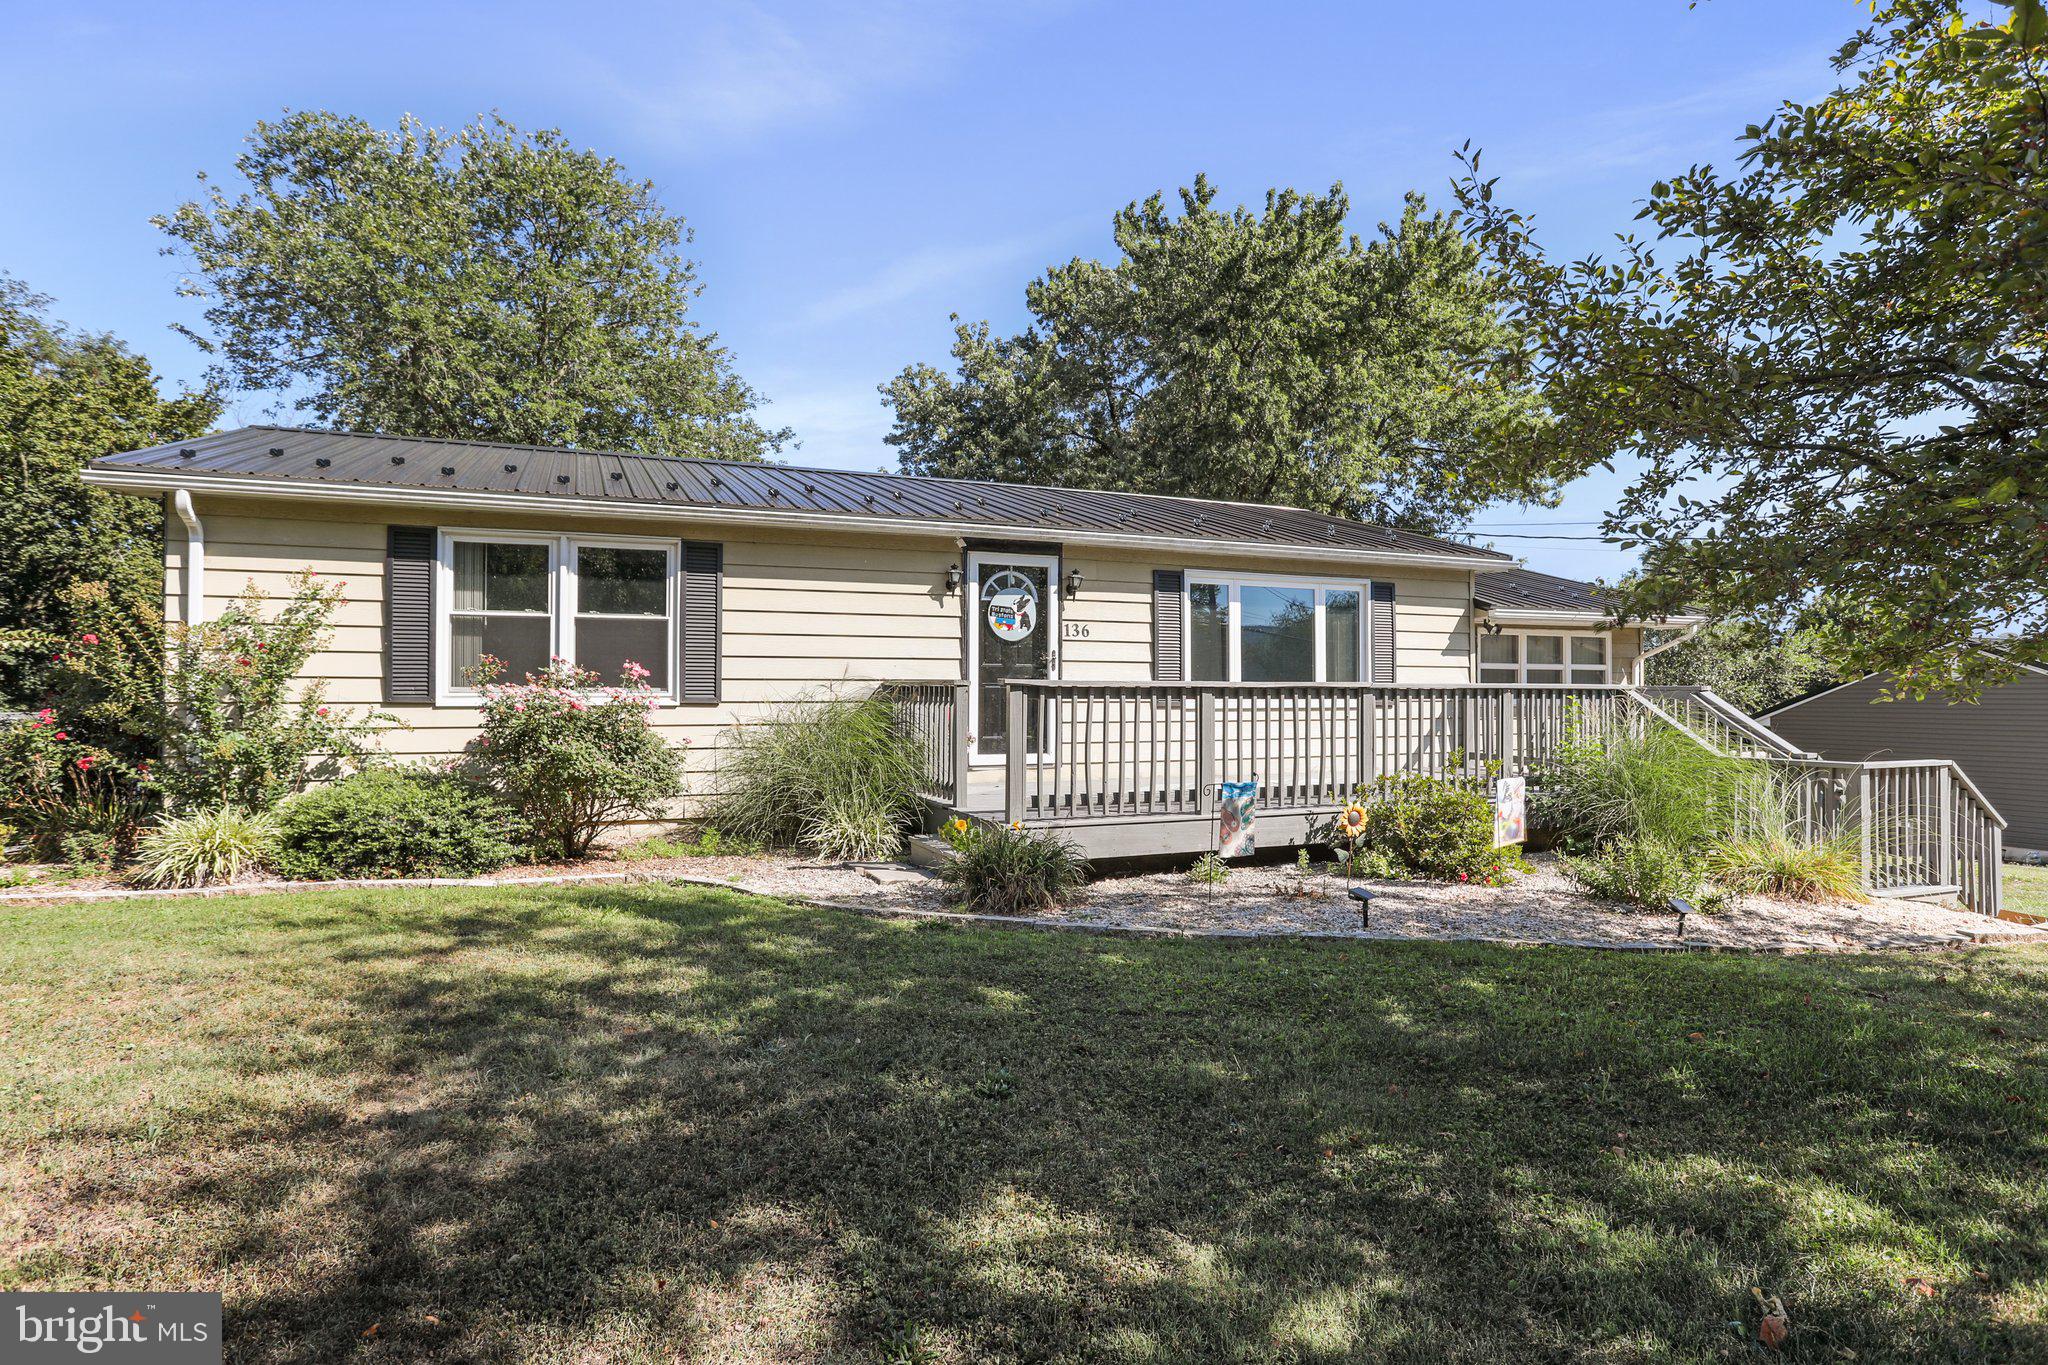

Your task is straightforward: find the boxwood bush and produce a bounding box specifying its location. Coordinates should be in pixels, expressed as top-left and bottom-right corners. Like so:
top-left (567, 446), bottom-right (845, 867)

top-left (275, 770), bottom-right (518, 880)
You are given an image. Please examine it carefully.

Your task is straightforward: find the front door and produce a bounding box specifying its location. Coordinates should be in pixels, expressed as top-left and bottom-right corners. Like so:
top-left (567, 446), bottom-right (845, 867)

top-left (967, 551), bottom-right (1058, 763)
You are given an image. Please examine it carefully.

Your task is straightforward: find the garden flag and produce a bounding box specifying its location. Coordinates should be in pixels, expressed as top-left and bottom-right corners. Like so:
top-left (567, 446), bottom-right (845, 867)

top-left (1493, 775), bottom-right (1527, 848)
top-left (1218, 779), bottom-right (1258, 858)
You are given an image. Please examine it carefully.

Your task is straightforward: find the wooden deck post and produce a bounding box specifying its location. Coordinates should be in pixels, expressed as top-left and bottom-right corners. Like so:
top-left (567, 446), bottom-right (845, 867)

top-left (1005, 686), bottom-right (1027, 823)
top-left (1196, 690), bottom-right (1217, 815)
top-left (950, 681), bottom-right (971, 807)
top-left (1938, 763), bottom-right (1956, 889)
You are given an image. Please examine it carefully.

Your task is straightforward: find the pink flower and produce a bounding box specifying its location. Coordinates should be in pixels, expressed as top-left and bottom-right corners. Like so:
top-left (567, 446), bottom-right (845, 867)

top-left (316, 706), bottom-right (329, 717)
top-left (36, 708), bottom-right (53, 722)
top-left (237, 656), bottom-right (253, 667)
top-left (75, 756), bottom-right (94, 772)
top-left (53, 731), bottom-right (68, 741)
top-left (80, 633), bottom-right (99, 645)
top-left (622, 660), bottom-right (651, 682)
top-left (1458, 872), bottom-right (1469, 882)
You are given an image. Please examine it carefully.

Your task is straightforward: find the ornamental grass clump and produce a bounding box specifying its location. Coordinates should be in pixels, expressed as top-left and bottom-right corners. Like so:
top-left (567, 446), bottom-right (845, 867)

top-left (710, 691), bottom-right (925, 859)
top-left (459, 657), bottom-right (687, 859)
top-left (1706, 829), bottom-right (1865, 903)
top-left (132, 805), bottom-right (278, 888)
top-left (1536, 720), bottom-right (1769, 851)
top-left (941, 823), bottom-right (1088, 915)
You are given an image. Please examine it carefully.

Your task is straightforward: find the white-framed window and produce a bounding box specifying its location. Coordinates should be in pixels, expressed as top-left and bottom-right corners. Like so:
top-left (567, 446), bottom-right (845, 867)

top-left (1186, 574), bottom-right (1367, 683)
top-left (1478, 630), bottom-right (1609, 686)
top-left (436, 529), bottom-right (679, 702)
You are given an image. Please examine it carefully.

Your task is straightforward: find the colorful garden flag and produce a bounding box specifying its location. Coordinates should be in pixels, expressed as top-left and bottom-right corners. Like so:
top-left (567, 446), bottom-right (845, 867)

top-left (1219, 779), bottom-right (1258, 858)
top-left (1494, 775), bottom-right (1527, 847)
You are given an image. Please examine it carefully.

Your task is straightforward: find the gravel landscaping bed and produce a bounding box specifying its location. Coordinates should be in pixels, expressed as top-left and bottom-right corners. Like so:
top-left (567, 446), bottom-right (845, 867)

top-left (699, 853), bottom-right (2044, 953)
top-left (6, 850), bottom-right (2037, 953)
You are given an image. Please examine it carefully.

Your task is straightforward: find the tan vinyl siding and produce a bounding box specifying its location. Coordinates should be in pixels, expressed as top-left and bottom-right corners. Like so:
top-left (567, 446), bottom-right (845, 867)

top-left (164, 496), bottom-right (1487, 814)
top-left (1766, 672), bottom-right (2048, 850)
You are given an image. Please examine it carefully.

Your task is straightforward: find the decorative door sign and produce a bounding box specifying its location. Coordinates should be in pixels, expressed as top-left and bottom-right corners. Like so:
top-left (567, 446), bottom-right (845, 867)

top-left (981, 570), bottom-right (1039, 642)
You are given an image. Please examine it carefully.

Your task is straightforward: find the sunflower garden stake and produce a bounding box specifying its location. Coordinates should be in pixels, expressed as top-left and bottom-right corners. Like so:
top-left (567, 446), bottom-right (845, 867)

top-left (1337, 800), bottom-right (1370, 928)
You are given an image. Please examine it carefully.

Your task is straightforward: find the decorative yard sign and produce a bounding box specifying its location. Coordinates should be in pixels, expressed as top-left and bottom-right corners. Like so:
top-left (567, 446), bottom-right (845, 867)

top-left (1493, 775), bottom-right (1527, 848)
top-left (981, 570), bottom-right (1039, 642)
top-left (1218, 779), bottom-right (1258, 858)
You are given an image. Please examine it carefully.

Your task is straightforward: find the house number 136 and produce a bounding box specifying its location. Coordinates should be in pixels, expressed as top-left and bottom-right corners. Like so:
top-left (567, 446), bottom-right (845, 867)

top-left (1061, 622), bottom-right (1089, 640)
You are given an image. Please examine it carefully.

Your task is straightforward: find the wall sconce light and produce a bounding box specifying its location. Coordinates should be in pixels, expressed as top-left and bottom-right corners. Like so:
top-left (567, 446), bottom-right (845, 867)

top-left (1480, 618), bottom-right (1503, 636)
top-left (1064, 568), bottom-right (1084, 599)
top-left (945, 563), bottom-right (963, 593)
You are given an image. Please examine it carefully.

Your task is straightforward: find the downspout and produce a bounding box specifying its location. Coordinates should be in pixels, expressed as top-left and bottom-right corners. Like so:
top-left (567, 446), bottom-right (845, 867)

top-left (172, 489), bottom-right (204, 628)
top-left (1631, 621), bottom-right (1702, 685)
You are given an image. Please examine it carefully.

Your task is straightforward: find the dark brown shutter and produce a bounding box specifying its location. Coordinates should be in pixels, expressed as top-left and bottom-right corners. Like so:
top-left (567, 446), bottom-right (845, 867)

top-left (681, 541), bottom-right (722, 703)
top-left (1152, 569), bottom-right (1185, 681)
top-left (1370, 581), bottom-right (1396, 685)
top-left (385, 525), bottom-right (435, 703)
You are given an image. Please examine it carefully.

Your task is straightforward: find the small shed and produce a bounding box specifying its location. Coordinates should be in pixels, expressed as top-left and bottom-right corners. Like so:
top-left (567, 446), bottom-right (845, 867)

top-left (1761, 666), bottom-right (2048, 852)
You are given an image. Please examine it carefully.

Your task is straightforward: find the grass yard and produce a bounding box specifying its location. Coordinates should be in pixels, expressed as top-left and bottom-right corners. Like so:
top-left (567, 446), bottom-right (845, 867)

top-left (2, 886), bottom-right (2045, 1362)
top-left (2008, 862), bottom-right (2048, 921)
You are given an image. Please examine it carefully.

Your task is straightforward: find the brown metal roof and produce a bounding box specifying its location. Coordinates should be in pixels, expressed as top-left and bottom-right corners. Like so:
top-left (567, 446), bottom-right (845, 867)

top-left (88, 426), bottom-right (1512, 565)
top-left (1474, 567), bottom-right (1618, 615)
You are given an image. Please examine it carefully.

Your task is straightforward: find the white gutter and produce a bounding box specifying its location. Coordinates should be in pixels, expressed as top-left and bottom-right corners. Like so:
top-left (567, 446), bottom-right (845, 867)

top-left (84, 467), bottom-right (1518, 574)
top-left (171, 489), bottom-right (204, 627)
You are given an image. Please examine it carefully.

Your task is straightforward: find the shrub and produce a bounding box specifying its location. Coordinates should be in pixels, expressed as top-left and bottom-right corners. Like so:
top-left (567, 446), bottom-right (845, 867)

top-left (0, 710), bottom-right (147, 863)
top-left (459, 658), bottom-right (687, 859)
top-left (1536, 720), bottom-right (1768, 852)
top-left (133, 806), bottom-right (278, 887)
top-left (1563, 837), bottom-right (1709, 910)
top-left (275, 770), bottom-right (518, 880)
top-left (710, 692), bottom-right (924, 859)
top-left (1355, 773), bottom-right (1526, 884)
top-left (1342, 844), bottom-right (1407, 881)
top-left (1706, 831), bottom-right (1864, 903)
top-left (941, 823), bottom-right (1088, 915)
top-left (153, 574), bottom-right (393, 812)
top-left (1186, 851), bottom-right (1230, 885)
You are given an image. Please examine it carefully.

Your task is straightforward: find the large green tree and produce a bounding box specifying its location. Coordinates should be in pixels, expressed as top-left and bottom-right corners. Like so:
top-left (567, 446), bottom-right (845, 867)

top-left (883, 179), bottom-right (1554, 532)
top-left (1452, 1), bottom-right (2048, 693)
top-left (158, 112), bottom-right (785, 459)
top-left (1643, 618), bottom-right (1842, 715)
top-left (0, 277), bottom-right (220, 704)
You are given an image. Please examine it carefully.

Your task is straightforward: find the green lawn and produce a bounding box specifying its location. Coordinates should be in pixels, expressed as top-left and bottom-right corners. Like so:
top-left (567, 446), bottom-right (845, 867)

top-left (2008, 862), bottom-right (2048, 920)
top-left (2, 885), bottom-right (2045, 1362)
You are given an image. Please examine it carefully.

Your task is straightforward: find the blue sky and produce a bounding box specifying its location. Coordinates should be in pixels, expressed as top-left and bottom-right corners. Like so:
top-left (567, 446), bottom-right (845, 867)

top-left (1, 0), bottom-right (1858, 581)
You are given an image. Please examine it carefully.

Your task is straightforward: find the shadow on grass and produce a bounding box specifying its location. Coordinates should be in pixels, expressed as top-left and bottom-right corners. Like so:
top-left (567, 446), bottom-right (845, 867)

top-left (43, 884), bottom-right (2048, 1361)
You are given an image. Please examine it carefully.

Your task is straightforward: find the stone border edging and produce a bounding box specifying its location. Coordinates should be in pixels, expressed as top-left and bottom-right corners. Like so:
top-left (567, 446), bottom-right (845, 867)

top-left (0, 867), bottom-right (2034, 956)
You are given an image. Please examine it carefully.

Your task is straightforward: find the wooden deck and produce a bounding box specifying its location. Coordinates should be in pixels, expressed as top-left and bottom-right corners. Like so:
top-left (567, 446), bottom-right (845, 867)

top-left (882, 679), bottom-right (2009, 914)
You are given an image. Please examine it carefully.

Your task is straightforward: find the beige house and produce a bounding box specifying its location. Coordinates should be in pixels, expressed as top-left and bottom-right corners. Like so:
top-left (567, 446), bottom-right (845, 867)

top-left (85, 426), bottom-right (1695, 852)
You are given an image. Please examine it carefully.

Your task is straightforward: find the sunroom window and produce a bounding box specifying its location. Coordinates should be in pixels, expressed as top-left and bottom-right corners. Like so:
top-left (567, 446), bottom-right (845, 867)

top-left (1187, 577), bottom-right (1368, 683)
top-left (1477, 631), bottom-right (1611, 685)
top-left (440, 532), bottom-right (678, 698)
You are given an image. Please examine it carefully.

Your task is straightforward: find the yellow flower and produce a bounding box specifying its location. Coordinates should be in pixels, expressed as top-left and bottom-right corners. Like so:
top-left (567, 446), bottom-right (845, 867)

top-left (1336, 804), bottom-right (1369, 838)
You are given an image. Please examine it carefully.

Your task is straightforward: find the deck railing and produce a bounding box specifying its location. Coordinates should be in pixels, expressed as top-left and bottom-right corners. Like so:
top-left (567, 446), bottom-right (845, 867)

top-left (997, 681), bottom-right (1646, 824)
top-left (882, 678), bottom-right (2007, 916)
top-left (874, 681), bottom-right (968, 807)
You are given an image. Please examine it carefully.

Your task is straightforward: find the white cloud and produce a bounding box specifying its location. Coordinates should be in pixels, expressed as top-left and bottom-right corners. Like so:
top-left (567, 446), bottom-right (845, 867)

top-left (793, 233), bottom-right (1052, 328)
top-left (574, 0), bottom-right (979, 150)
